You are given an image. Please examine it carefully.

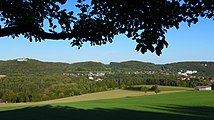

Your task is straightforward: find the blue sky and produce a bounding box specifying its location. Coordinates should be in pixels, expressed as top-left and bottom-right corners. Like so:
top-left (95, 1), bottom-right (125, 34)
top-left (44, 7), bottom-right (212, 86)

top-left (0, 3), bottom-right (213, 64)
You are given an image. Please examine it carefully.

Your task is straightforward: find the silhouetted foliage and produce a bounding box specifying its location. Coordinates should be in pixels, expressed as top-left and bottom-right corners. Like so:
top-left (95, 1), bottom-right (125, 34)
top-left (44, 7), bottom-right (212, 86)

top-left (0, 0), bottom-right (213, 55)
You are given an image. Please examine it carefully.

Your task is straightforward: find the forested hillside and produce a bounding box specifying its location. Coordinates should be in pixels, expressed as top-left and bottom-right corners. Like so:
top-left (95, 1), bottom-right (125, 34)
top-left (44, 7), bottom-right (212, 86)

top-left (164, 62), bottom-right (214, 76)
top-left (71, 61), bottom-right (110, 72)
top-left (0, 59), bottom-right (69, 75)
top-left (0, 59), bottom-right (214, 76)
top-left (109, 61), bottom-right (161, 72)
top-left (0, 58), bottom-right (213, 103)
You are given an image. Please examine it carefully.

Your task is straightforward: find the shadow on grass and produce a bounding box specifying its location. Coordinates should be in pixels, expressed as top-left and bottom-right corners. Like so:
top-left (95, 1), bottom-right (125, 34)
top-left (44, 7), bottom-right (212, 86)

top-left (0, 105), bottom-right (214, 120)
top-left (144, 104), bottom-right (214, 118)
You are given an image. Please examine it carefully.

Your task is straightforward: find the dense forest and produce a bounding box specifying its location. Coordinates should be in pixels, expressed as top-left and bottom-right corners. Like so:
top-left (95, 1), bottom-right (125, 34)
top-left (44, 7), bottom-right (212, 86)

top-left (0, 58), bottom-right (213, 103)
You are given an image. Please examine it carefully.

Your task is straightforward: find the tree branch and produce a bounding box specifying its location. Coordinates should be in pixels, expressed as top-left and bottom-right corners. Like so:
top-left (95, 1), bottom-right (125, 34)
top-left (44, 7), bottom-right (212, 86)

top-left (0, 26), bottom-right (75, 40)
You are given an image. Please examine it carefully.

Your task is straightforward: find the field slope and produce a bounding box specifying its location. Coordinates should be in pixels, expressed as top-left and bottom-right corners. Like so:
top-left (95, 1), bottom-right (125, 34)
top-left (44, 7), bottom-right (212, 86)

top-left (1, 86), bottom-right (214, 120)
top-left (0, 86), bottom-right (192, 107)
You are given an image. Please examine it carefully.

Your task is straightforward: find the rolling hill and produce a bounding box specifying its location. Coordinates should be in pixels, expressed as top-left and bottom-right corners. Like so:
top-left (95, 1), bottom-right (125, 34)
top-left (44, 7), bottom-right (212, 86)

top-left (0, 58), bottom-right (214, 76)
top-left (164, 62), bottom-right (214, 76)
top-left (109, 60), bottom-right (161, 72)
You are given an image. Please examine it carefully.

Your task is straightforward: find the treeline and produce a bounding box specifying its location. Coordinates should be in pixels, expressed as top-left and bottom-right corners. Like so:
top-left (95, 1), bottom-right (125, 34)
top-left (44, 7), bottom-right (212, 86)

top-left (105, 74), bottom-right (210, 88)
top-left (0, 74), bottom-right (110, 102)
top-left (125, 85), bottom-right (160, 94)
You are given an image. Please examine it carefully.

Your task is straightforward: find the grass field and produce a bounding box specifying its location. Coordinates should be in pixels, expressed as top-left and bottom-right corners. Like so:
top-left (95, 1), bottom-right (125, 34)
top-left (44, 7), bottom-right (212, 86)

top-left (0, 86), bottom-right (192, 107)
top-left (1, 86), bottom-right (214, 120)
top-left (132, 85), bottom-right (193, 91)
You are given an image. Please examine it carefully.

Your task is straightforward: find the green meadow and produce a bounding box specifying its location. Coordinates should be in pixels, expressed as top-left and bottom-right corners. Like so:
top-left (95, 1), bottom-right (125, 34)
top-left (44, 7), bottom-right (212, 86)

top-left (0, 86), bottom-right (214, 120)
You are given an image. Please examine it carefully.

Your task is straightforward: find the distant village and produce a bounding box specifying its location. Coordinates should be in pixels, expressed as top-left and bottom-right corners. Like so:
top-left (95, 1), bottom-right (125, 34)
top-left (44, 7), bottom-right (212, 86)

top-left (63, 72), bottom-right (107, 82)
top-left (15, 58), bottom-right (214, 91)
top-left (63, 69), bottom-right (214, 82)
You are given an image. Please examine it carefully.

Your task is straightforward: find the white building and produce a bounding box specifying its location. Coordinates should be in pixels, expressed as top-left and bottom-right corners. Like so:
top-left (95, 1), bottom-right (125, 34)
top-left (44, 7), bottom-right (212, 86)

top-left (178, 70), bottom-right (198, 76)
top-left (95, 78), bottom-right (103, 82)
top-left (17, 58), bottom-right (28, 62)
top-left (194, 86), bottom-right (212, 91)
top-left (186, 70), bottom-right (197, 74)
top-left (88, 76), bottom-right (94, 80)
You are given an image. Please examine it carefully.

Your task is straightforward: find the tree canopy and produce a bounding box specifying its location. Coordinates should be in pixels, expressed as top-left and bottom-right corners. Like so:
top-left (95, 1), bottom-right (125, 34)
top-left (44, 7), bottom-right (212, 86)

top-left (0, 0), bottom-right (213, 55)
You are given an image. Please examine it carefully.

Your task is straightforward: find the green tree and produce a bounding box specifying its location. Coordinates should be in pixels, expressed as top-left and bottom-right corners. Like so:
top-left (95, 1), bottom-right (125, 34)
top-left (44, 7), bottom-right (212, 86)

top-left (15, 97), bottom-right (20, 103)
top-left (150, 85), bottom-right (160, 94)
top-left (211, 83), bottom-right (214, 90)
top-left (155, 88), bottom-right (160, 94)
top-left (0, 91), bottom-right (3, 99)
top-left (28, 95), bottom-right (32, 102)
top-left (141, 86), bottom-right (148, 93)
top-left (0, 0), bottom-right (213, 55)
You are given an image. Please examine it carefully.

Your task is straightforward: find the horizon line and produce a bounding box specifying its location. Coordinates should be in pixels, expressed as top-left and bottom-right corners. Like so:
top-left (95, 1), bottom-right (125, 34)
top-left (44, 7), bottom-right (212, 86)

top-left (1, 57), bottom-right (214, 65)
